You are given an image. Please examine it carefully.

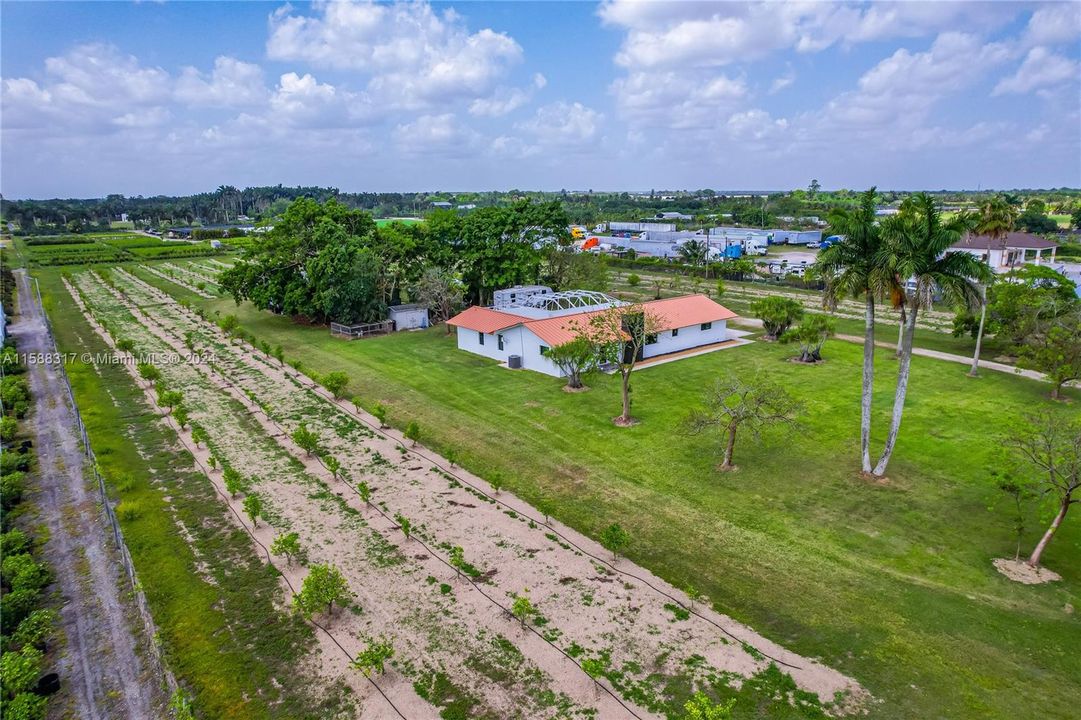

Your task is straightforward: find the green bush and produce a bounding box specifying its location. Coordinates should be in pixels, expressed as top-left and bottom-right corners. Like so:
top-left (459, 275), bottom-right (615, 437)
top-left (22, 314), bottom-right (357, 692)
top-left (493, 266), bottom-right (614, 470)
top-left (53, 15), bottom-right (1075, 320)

top-left (0, 473), bottom-right (26, 510)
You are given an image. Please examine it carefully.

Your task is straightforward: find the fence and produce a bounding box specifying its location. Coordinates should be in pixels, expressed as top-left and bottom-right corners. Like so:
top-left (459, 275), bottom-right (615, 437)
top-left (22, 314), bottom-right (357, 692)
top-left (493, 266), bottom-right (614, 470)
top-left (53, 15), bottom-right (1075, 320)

top-left (330, 319), bottom-right (394, 339)
top-left (30, 276), bottom-right (181, 703)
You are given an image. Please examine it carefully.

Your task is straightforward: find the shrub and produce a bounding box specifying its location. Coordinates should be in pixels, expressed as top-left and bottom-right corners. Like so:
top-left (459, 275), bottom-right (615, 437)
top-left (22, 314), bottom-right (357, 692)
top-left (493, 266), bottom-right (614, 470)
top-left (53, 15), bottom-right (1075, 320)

top-left (243, 494), bottom-right (263, 528)
top-left (291, 424), bottom-right (320, 456)
top-left (372, 404), bottom-right (388, 428)
top-left (351, 638), bottom-right (394, 677)
top-left (10, 609), bottom-right (59, 650)
top-left (223, 467), bottom-right (246, 498)
top-left (599, 523), bottom-right (630, 559)
top-left (270, 532), bottom-right (302, 565)
top-left (321, 371), bottom-right (349, 399)
top-left (114, 501), bottom-right (141, 522)
top-left (750, 296), bottom-right (804, 340)
top-left (357, 481), bottom-right (372, 504)
top-left (0, 417), bottom-right (16, 442)
top-left (1, 472), bottom-right (26, 510)
top-left (627, 273), bottom-right (641, 287)
top-left (394, 513), bottom-right (412, 540)
top-left (404, 421), bottom-right (420, 446)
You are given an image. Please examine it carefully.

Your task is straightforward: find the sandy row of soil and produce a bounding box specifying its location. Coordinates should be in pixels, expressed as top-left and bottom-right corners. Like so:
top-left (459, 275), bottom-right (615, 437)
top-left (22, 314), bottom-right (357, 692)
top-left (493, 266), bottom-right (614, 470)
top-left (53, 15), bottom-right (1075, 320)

top-left (131, 264), bottom-right (215, 299)
top-left (108, 268), bottom-right (869, 716)
top-left (74, 271), bottom-right (618, 719)
top-left (158, 262), bottom-right (220, 289)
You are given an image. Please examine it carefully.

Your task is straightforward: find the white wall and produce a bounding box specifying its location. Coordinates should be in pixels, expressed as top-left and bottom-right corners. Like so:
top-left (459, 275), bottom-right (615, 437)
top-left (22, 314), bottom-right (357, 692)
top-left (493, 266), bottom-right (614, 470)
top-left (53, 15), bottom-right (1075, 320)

top-left (643, 320), bottom-right (728, 358)
top-left (391, 308), bottom-right (428, 330)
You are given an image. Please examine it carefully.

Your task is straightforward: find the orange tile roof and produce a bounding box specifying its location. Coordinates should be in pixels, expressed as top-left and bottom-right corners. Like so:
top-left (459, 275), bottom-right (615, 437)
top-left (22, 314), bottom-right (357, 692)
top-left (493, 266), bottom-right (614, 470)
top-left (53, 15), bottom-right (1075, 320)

top-left (523, 294), bottom-right (738, 347)
top-left (446, 305), bottom-right (528, 334)
top-left (449, 294), bottom-right (738, 348)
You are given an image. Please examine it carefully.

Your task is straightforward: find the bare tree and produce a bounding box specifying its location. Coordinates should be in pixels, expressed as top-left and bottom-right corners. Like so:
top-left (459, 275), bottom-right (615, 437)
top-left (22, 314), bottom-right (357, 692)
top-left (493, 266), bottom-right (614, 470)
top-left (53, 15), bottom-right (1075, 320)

top-left (586, 305), bottom-right (661, 426)
top-left (685, 373), bottom-right (802, 471)
top-left (412, 267), bottom-right (465, 333)
top-left (1004, 413), bottom-right (1080, 568)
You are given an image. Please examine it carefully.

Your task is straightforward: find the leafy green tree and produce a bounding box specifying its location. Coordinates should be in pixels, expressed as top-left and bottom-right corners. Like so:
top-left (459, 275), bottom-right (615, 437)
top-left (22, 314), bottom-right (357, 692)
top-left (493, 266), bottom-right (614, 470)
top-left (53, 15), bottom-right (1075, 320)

top-left (11, 609), bottom-right (59, 651)
top-left (260, 340), bottom-right (272, 357)
top-left (321, 371), bottom-right (349, 399)
top-left (136, 362), bottom-right (160, 385)
top-left (449, 545), bottom-right (466, 578)
top-left (292, 423), bottom-right (320, 456)
top-left (172, 404), bottom-right (190, 430)
top-left (511, 590), bottom-right (535, 628)
top-left (223, 467), bottom-right (246, 498)
top-left (1017, 307), bottom-right (1081, 400)
top-left (547, 336), bottom-right (599, 390)
top-left (190, 425), bottom-right (208, 448)
top-left (243, 493), bottom-right (263, 528)
top-left (874, 195), bottom-right (991, 476)
top-left (394, 513), bottom-right (412, 540)
top-left (599, 523), bottom-right (630, 559)
top-left (815, 188), bottom-right (892, 474)
top-left (273, 345), bottom-right (284, 366)
top-left (587, 305), bottom-right (662, 426)
top-left (357, 481), bottom-right (372, 505)
top-left (351, 396), bottom-right (363, 414)
top-left (677, 239), bottom-right (709, 266)
top-left (1004, 413), bottom-right (1080, 568)
top-left (404, 421), bottom-right (420, 446)
top-left (684, 692), bottom-right (736, 720)
top-left (750, 296), bottom-right (804, 340)
top-left (293, 563), bottom-right (352, 620)
top-left (780, 315), bottom-right (835, 362)
top-left (320, 455), bottom-right (340, 481)
top-left (627, 273), bottom-right (641, 287)
top-left (270, 531), bottom-right (302, 565)
top-left (373, 404), bottom-right (388, 428)
top-left (351, 638), bottom-right (394, 677)
top-left (685, 373), bottom-right (802, 471)
top-left (0, 645), bottom-right (42, 700)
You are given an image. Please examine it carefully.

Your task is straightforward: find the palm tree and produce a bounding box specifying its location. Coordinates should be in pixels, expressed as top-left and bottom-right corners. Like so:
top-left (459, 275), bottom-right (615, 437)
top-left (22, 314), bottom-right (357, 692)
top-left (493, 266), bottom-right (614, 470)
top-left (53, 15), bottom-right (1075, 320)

top-left (872, 194), bottom-right (992, 476)
top-left (968, 196), bottom-right (1017, 377)
top-left (815, 188), bottom-right (893, 474)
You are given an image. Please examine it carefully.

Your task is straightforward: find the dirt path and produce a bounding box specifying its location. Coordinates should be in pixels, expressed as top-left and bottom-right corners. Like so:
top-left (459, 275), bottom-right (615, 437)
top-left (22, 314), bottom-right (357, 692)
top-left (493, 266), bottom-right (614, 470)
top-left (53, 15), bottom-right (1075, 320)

top-left (9, 270), bottom-right (165, 720)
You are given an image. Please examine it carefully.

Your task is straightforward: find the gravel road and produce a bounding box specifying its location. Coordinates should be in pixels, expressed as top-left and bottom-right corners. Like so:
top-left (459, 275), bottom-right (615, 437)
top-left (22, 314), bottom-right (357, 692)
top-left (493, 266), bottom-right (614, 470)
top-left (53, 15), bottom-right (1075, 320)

top-left (9, 270), bottom-right (165, 719)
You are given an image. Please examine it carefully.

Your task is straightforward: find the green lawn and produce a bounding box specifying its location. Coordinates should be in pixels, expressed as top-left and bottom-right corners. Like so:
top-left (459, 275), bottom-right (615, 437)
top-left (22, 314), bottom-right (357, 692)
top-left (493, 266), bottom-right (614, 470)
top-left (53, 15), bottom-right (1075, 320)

top-left (194, 294), bottom-right (1080, 719)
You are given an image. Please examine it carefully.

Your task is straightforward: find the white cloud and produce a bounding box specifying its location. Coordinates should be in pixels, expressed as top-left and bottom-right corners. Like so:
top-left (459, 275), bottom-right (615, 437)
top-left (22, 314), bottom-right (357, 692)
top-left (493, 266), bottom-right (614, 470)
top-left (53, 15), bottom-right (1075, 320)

top-left (267, 0), bottom-right (522, 108)
top-left (993, 47), bottom-right (1080, 95)
top-left (393, 113), bottom-right (480, 155)
top-left (769, 67), bottom-right (796, 94)
top-left (469, 88), bottom-right (531, 117)
top-left (726, 109), bottom-right (788, 141)
top-left (517, 101), bottom-right (602, 147)
top-left (175, 56), bottom-right (267, 107)
top-left (1023, 3), bottom-right (1081, 47)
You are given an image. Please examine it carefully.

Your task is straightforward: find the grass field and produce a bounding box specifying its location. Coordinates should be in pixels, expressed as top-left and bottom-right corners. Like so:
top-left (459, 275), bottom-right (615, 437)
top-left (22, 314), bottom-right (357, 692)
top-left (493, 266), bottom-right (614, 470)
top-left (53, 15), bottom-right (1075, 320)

top-left (375, 217), bottom-right (423, 227)
top-left (180, 290), bottom-right (1081, 720)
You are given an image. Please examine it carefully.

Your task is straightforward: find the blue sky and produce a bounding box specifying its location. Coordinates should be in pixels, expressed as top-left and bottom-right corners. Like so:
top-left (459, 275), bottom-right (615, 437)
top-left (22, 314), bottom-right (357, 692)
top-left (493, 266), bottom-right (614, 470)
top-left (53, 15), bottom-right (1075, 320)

top-left (2, 1), bottom-right (1079, 198)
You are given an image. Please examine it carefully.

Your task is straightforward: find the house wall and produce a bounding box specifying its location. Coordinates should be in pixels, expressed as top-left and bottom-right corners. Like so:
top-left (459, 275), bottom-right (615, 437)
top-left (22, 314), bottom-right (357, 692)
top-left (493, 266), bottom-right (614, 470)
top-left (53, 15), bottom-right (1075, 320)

top-left (643, 320), bottom-right (728, 359)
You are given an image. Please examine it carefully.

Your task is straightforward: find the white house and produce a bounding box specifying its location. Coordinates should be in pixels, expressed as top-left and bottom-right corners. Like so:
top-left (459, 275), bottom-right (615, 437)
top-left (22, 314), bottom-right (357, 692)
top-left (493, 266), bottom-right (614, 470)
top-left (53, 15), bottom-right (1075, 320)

top-left (951, 231), bottom-right (1058, 272)
top-left (388, 304), bottom-right (429, 330)
top-left (447, 289), bottom-right (738, 377)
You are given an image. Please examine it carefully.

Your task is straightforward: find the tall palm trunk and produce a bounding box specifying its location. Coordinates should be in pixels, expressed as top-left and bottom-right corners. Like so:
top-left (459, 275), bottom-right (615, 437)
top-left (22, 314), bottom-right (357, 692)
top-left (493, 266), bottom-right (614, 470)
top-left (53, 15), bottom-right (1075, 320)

top-left (874, 302), bottom-right (919, 476)
top-left (895, 305), bottom-right (906, 357)
top-left (860, 295), bottom-right (875, 474)
top-left (968, 286), bottom-right (987, 377)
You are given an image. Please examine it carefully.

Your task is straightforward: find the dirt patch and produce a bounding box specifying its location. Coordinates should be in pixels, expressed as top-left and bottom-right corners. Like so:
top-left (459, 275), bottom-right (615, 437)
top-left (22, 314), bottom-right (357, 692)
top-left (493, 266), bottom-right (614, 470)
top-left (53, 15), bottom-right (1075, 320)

top-left (993, 558), bottom-right (1062, 585)
top-left (612, 416), bottom-right (640, 427)
top-left (561, 385), bottom-right (590, 393)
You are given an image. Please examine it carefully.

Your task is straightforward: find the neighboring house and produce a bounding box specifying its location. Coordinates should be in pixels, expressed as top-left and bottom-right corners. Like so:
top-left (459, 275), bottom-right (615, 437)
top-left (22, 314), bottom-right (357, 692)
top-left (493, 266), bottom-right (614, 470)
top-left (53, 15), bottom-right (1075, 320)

top-left (430, 201), bottom-right (453, 209)
top-left (951, 232), bottom-right (1058, 272)
top-left (447, 289), bottom-right (738, 377)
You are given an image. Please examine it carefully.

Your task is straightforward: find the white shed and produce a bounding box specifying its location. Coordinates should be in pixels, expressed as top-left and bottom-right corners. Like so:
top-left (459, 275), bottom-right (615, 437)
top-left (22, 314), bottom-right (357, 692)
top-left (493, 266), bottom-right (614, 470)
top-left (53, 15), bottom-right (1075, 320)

top-left (388, 304), bottom-right (429, 331)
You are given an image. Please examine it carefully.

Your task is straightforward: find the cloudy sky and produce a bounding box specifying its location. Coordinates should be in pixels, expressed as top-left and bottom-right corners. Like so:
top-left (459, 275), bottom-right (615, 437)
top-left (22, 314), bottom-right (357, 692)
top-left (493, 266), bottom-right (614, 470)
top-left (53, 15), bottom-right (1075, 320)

top-left (2, 1), bottom-right (1079, 198)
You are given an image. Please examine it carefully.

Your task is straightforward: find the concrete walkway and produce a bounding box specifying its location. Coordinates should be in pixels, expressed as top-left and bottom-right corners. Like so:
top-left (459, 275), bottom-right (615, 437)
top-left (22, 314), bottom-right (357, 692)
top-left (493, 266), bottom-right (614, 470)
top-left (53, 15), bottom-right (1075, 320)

top-left (731, 316), bottom-right (1066, 386)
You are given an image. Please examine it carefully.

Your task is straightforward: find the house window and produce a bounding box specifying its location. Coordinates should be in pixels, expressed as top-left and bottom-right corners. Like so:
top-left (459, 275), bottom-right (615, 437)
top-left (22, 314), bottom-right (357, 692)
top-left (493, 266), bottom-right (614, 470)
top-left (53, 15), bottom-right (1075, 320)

top-left (672, 328), bottom-right (679, 337)
top-left (497, 334), bottom-right (504, 351)
top-left (701, 322), bottom-right (712, 330)
top-left (478, 331), bottom-right (485, 345)
top-left (539, 345), bottom-right (549, 356)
